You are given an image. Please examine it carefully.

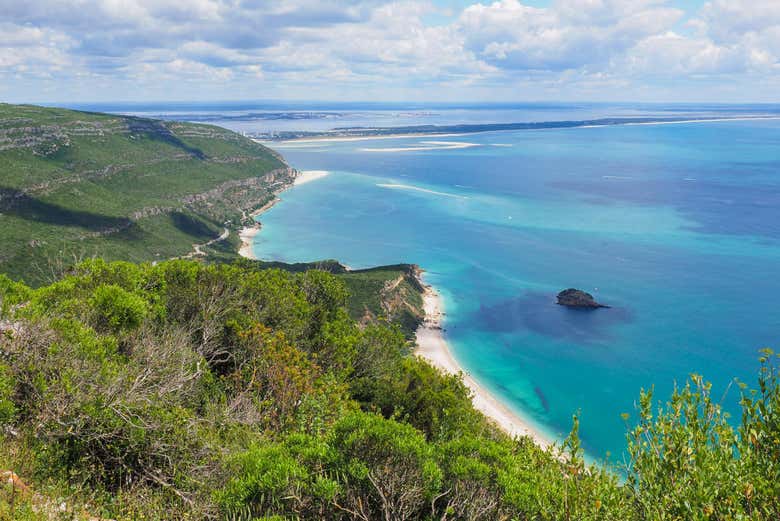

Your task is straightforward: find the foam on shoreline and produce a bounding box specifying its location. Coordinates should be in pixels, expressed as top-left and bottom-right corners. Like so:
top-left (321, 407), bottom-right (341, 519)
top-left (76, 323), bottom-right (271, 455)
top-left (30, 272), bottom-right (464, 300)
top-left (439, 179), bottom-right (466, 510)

top-left (238, 197), bottom-right (279, 260)
top-left (414, 276), bottom-right (555, 450)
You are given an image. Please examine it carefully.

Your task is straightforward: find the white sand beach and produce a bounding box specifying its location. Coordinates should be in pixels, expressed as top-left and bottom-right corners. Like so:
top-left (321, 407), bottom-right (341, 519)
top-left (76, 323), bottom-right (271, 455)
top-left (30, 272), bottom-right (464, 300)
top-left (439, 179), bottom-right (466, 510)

top-left (295, 170), bottom-right (330, 185)
top-left (237, 196), bottom-right (281, 260)
top-left (264, 133), bottom-right (467, 145)
top-left (237, 166), bottom-right (553, 450)
top-left (239, 170), bottom-right (331, 260)
top-left (238, 225), bottom-right (260, 259)
top-left (415, 281), bottom-right (554, 450)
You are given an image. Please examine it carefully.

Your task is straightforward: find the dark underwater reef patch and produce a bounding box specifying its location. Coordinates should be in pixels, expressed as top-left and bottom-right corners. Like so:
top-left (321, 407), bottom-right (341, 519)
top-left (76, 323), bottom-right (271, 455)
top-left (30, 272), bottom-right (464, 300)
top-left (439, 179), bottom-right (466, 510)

top-left (472, 291), bottom-right (632, 344)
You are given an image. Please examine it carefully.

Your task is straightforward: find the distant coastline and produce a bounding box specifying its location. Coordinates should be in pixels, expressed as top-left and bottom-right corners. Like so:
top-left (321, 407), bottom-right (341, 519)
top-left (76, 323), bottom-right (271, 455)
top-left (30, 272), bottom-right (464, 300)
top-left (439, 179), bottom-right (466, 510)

top-left (250, 114), bottom-right (780, 141)
top-left (260, 132), bottom-right (467, 144)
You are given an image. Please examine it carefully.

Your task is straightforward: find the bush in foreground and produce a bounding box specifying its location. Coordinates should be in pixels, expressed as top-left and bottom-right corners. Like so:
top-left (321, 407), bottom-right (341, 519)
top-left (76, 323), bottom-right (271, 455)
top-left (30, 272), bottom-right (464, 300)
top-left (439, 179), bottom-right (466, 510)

top-left (0, 259), bottom-right (777, 520)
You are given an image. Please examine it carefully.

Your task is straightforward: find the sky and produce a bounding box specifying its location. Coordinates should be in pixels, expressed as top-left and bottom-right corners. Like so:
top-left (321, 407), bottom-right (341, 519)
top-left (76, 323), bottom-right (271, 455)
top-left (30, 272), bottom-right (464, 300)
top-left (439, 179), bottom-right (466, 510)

top-left (1, 0), bottom-right (779, 103)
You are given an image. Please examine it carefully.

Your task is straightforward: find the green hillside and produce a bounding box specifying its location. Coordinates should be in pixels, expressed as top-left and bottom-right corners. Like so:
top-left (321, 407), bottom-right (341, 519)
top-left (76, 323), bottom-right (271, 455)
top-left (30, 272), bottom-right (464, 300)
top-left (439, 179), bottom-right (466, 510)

top-left (0, 103), bottom-right (293, 284)
top-left (236, 259), bottom-right (426, 338)
top-left (0, 103), bottom-right (427, 334)
top-left (1, 259), bottom-right (778, 520)
top-left (1, 105), bottom-right (778, 520)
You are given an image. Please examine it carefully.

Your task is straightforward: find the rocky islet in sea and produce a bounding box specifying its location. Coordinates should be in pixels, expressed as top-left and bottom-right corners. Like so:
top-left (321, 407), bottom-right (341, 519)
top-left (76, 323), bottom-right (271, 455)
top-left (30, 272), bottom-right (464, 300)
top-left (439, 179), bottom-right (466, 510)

top-left (556, 288), bottom-right (610, 309)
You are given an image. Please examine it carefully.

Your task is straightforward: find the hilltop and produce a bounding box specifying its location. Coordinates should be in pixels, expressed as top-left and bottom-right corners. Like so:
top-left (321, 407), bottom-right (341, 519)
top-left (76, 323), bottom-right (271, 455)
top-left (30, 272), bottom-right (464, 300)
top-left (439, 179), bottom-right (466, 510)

top-left (0, 103), bottom-right (293, 284)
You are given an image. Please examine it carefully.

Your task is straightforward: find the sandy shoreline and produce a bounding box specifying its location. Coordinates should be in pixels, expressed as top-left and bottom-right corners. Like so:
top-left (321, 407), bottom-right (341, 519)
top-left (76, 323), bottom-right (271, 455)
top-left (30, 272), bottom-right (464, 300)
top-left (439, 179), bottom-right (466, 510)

top-left (414, 277), bottom-right (554, 449)
top-left (260, 133), bottom-right (467, 145)
top-left (255, 116), bottom-right (780, 147)
top-left (237, 168), bottom-right (553, 449)
top-left (238, 225), bottom-right (261, 259)
top-left (294, 170), bottom-right (330, 185)
top-left (238, 170), bottom-right (330, 260)
top-left (237, 187), bottom-right (285, 260)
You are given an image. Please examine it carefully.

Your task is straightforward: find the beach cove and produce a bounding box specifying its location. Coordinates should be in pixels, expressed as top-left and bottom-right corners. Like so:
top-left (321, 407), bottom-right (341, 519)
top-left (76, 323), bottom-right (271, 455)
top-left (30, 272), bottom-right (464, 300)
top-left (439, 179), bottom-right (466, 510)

top-left (414, 277), bottom-right (554, 448)
top-left (244, 119), bottom-right (780, 459)
top-left (239, 170), bottom-right (332, 259)
top-left (238, 168), bottom-right (553, 447)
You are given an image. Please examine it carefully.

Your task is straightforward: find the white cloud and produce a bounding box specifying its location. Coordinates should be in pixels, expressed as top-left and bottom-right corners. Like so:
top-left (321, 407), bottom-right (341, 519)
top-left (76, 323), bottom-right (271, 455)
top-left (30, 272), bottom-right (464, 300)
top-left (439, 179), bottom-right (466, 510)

top-left (666, 0), bottom-right (780, 74)
top-left (0, 23), bottom-right (74, 72)
top-left (699, 0), bottom-right (780, 43)
top-left (0, 0), bottom-right (778, 101)
top-left (457, 0), bottom-right (683, 71)
top-left (621, 32), bottom-right (742, 75)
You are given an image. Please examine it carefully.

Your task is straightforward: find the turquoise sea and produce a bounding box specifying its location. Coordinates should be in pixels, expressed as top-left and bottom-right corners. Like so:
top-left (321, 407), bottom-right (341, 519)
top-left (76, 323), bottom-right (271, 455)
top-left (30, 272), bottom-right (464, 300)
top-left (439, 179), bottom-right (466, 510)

top-left (252, 119), bottom-right (780, 460)
top-left (75, 101), bottom-right (780, 460)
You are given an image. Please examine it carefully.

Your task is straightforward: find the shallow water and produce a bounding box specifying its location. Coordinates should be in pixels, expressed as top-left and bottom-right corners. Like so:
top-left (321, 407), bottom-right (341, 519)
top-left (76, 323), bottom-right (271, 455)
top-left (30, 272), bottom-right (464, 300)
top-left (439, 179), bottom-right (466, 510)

top-left (250, 118), bottom-right (780, 460)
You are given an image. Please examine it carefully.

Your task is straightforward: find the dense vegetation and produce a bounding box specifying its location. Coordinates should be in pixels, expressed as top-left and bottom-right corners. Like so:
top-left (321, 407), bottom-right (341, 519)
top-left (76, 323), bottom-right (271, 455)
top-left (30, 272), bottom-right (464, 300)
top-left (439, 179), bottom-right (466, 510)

top-left (0, 103), bottom-right (292, 285)
top-left (0, 259), bottom-right (778, 520)
top-left (1, 104), bottom-right (777, 519)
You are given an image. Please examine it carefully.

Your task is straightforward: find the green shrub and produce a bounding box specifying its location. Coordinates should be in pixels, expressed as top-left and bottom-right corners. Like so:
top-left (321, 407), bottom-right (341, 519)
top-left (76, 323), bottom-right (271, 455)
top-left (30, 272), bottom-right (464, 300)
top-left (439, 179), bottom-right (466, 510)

top-left (329, 411), bottom-right (443, 520)
top-left (739, 350), bottom-right (780, 517)
top-left (90, 284), bottom-right (149, 333)
top-left (434, 436), bottom-right (511, 519)
top-left (625, 353), bottom-right (780, 520)
top-left (0, 259), bottom-right (778, 519)
top-left (0, 363), bottom-right (15, 424)
top-left (0, 274), bottom-right (31, 314)
top-left (216, 440), bottom-right (332, 518)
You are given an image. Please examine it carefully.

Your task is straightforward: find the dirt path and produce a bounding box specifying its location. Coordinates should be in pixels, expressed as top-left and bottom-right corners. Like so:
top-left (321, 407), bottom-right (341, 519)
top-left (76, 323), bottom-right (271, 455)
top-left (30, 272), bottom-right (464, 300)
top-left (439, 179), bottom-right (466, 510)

top-left (173, 227), bottom-right (229, 260)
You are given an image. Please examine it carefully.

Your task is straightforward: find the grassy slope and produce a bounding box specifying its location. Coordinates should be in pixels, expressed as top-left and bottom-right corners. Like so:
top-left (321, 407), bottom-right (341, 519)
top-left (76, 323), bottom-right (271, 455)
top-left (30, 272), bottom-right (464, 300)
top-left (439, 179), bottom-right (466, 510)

top-left (0, 103), bottom-right (426, 332)
top-left (340, 264), bottom-right (425, 336)
top-left (0, 103), bottom-right (292, 285)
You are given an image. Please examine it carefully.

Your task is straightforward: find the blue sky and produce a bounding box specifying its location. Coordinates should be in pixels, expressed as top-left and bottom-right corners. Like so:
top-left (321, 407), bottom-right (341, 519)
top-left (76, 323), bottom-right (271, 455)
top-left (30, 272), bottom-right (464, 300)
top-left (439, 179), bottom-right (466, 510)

top-left (1, 0), bottom-right (778, 103)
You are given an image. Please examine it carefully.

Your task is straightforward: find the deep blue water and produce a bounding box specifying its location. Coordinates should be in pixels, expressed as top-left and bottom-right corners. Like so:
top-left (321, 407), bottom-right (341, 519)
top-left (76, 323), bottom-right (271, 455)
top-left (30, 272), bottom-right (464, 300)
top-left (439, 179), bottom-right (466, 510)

top-left (251, 119), bottom-right (780, 460)
top-left (71, 101), bottom-right (780, 460)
